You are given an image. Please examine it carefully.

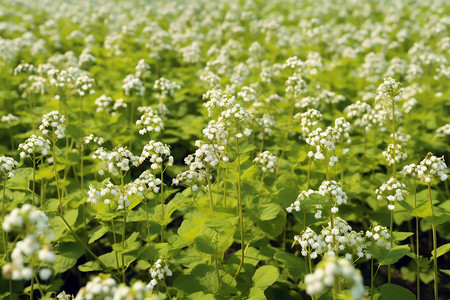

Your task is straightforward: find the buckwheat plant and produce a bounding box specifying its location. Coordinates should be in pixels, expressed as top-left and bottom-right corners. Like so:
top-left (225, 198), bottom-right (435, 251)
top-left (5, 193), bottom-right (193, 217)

top-left (295, 108), bottom-right (323, 138)
top-left (139, 140), bottom-right (173, 241)
top-left (304, 257), bottom-right (365, 300)
top-left (122, 74), bottom-right (145, 97)
top-left (18, 135), bottom-right (51, 205)
top-left (382, 143), bottom-right (408, 167)
top-left (255, 114), bottom-right (275, 151)
top-left (412, 153), bottom-right (447, 300)
top-left (93, 146), bottom-right (139, 177)
top-left (153, 77), bottom-right (180, 102)
top-left (2, 204), bottom-right (55, 298)
top-left (126, 170), bottom-right (162, 243)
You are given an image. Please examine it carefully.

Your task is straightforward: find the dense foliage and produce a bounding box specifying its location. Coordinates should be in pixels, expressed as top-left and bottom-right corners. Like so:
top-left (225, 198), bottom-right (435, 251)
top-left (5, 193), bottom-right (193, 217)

top-left (0, 0), bottom-right (449, 299)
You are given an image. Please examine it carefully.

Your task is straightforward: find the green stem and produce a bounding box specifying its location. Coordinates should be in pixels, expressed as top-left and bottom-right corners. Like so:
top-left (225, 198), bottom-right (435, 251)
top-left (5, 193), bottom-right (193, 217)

top-left (58, 212), bottom-right (120, 281)
top-left (234, 139), bottom-right (244, 279)
top-left (2, 177), bottom-right (8, 258)
top-left (52, 136), bottom-right (62, 214)
top-left (215, 253), bottom-right (221, 294)
top-left (32, 154), bottom-right (36, 206)
top-left (80, 143), bottom-right (84, 195)
top-left (428, 183), bottom-right (438, 300)
top-left (121, 212), bottom-right (127, 284)
top-left (34, 272), bottom-right (44, 298)
top-left (371, 259), bottom-right (374, 300)
top-left (276, 95), bottom-right (296, 174)
top-left (160, 168), bottom-right (165, 242)
top-left (388, 209), bottom-right (393, 283)
top-left (145, 197), bottom-right (151, 244)
top-left (30, 270), bottom-right (34, 300)
top-left (414, 181), bottom-right (420, 300)
top-left (206, 165), bottom-right (214, 212)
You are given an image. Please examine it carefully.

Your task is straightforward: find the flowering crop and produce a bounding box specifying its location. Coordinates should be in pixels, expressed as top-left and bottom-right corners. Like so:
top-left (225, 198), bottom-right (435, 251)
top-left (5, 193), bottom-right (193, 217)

top-left (0, 0), bottom-right (449, 299)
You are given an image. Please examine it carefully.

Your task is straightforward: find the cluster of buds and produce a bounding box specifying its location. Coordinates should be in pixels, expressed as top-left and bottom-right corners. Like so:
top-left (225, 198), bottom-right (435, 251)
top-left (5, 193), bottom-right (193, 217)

top-left (401, 153), bottom-right (448, 183)
top-left (366, 223), bottom-right (391, 250)
top-left (202, 89), bottom-right (235, 117)
top-left (295, 108), bottom-right (323, 137)
top-left (87, 180), bottom-right (123, 207)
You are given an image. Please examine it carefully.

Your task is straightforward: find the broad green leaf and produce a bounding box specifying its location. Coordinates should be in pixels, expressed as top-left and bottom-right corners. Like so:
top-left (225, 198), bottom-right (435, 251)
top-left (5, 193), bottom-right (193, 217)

top-left (430, 243), bottom-right (450, 261)
top-left (393, 231), bottom-right (413, 242)
top-left (260, 203), bottom-right (281, 221)
top-left (88, 224), bottom-right (110, 244)
top-left (273, 250), bottom-right (306, 279)
top-left (368, 245), bottom-right (411, 265)
top-left (411, 201), bottom-right (432, 218)
top-left (252, 265), bottom-right (279, 290)
top-left (379, 283), bottom-right (415, 300)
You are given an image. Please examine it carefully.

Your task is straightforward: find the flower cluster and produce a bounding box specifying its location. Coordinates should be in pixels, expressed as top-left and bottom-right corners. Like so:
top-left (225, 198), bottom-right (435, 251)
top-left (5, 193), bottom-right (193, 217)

top-left (139, 141), bottom-right (174, 169)
top-left (153, 77), bottom-right (180, 100)
top-left (436, 124), bottom-right (450, 137)
top-left (253, 151), bottom-right (278, 174)
top-left (185, 140), bottom-right (228, 169)
top-left (255, 114), bottom-right (276, 139)
top-left (415, 153), bottom-right (447, 183)
top-left (93, 146), bottom-right (139, 177)
top-left (2, 204), bottom-right (55, 281)
top-left (345, 101), bottom-right (372, 127)
top-left (382, 143), bottom-right (408, 166)
top-left (306, 127), bottom-right (337, 163)
top-left (293, 217), bottom-right (367, 261)
top-left (87, 180), bottom-right (123, 207)
top-left (147, 259), bottom-right (172, 290)
top-left (172, 169), bottom-right (207, 191)
top-left (135, 59), bottom-right (151, 79)
top-left (219, 104), bottom-right (253, 139)
top-left (375, 77), bottom-right (403, 108)
top-left (18, 135), bottom-right (51, 159)
top-left (202, 89), bottom-right (235, 117)
top-left (1, 113), bottom-right (19, 125)
top-left (39, 111), bottom-right (66, 139)
top-left (295, 108), bottom-right (323, 137)
top-left (123, 74), bottom-right (145, 96)
top-left (286, 189), bottom-right (316, 213)
top-left (285, 72), bottom-right (307, 99)
top-left (375, 177), bottom-right (408, 210)
top-left (366, 223), bottom-right (391, 250)
top-left (237, 86), bottom-right (257, 102)
top-left (136, 109), bottom-right (164, 135)
top-left (75, 73), bottom-right (95, 96)
top-left (317, 180), bottom-right (348, 214)
top-left (0, 156), bottom-right (18, 178)
top-left (126, 170), bottom-right (162, 195)
top-left (304, 257), bottom-right (365, 300)
top-left (84, 134), bottom-right (105, 145)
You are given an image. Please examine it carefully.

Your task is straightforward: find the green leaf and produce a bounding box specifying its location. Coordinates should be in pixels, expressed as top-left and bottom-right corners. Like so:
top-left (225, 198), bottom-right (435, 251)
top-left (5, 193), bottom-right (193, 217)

top-left (252, 265), bottom-right (279, 290)
top-left (368, 245), bottom-right (411, 265)
top-left (411, 201), bottom-right (433, 218)
top-left (66, 124), bottom-right (86, 140)
top-left (273, 250), bottom-right (306, 279)
top-left (379, 283), bottom-right (415, 300)
top-left (260, 203), bottom-right (281, 221)
top-left (393, 232), bottom-right (413, 242)
top-left (431, 243), bottom-right (450, 261)
top-left (88, 224), bottom-right (110, 244)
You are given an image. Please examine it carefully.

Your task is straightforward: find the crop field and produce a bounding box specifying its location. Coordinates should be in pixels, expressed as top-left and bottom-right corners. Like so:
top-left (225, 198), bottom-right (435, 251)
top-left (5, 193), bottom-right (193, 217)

top-left (0, 0), bottom-right (449, 299)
